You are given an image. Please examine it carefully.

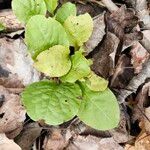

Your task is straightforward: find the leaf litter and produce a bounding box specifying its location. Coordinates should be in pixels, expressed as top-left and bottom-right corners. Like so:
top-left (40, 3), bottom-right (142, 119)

top-left (0, 0), bottom-right (150, 149)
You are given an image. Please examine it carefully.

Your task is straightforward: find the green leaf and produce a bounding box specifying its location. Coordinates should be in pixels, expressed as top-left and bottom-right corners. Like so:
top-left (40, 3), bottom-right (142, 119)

top-left (34, 45), bottom-right (71, 77)
top-left (78, 83), bottom-right (120, 130)
top-left (64, 13), bottom-right (93, 47)
top-left (12, 0), bottom-right (47, 24)
top-left (61, 51), bottom-right (91, 83)
top-left (55, 2), bottom-right (76, 24)
top-left (0, 22), bottom-right (5, 32)
top-left (25, 15), bottom-right (69, 58)
top-left (44, 0), bottom-right (58, 14)
top-left (22, 81), bottom-right (82, 125)
top-left (85, 71), bottom-right (108, 91)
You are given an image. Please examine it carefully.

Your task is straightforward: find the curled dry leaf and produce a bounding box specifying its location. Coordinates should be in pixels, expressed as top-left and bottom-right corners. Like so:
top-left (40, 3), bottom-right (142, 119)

top-left (118, 59), bottom-right (150, 103)
top-left (43, 128), bottom-right (67, 150)
top-left (105, 5), bottom-right (139, 40)
top-left (67, 135), bottom-right (124, 150)
top-left (0, 9), bottom-right (24, 32)
top-left (91, 32), bottom-right (119, 78)
top-left (15, 122), bottom-right (42, 150)
top-left (125, 132), bottom-right (150, 150)
top-left (84, 13), bottom-right (105, 55)
top-left (0, 134), bottom-right (21, 150)
top-left (131, 42), bottom-right (149, 73)
top-left (0, 37), bottom-right (40, 85)
top-left (135, 0), bottom-right (150, 29)
top-left (0, 86), bottom-right (26, 133)
top-left (144, 107), bottom-right (150, 133)
top-left (131, 30), bottom-right (150, 73)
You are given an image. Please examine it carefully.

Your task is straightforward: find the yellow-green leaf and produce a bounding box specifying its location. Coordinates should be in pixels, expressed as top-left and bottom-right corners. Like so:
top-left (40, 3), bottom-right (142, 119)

top-left (78, 83), bottom-right (120, 130)
top-left (22, 81), bottom-right (82, 125)
top-left (25, 15), bottom-right (69, 58)
top-left (64, 13), bottom-right (93, 47)
top-left (12, 0), bottom-right (47, 24)
top-left (61, 51), bottom-right (91, 83)
top-left (85, 71), bottom-right (108, 91)
top-left (34, 45), bottom-right (71, 77)
top-left (44, 0), bottom-right (58, 14)
top-left (55, 2), bottom-right (76, 24)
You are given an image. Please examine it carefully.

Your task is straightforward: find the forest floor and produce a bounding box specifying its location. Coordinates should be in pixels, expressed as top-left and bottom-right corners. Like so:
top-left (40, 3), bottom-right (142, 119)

top-left (0, 0), bottom-right (150, 150)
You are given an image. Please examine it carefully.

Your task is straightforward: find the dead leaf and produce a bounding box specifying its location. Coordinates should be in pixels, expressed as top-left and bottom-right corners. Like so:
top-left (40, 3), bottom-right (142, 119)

top-left (142, 82), bottom-right (150, 96)
top-left (0, 9), bottom-right (24, 32)
top-left (0, 133), bottom-right (21, 150)
top-left (144, 107), bottom-right (150, 133)
top-left (67, 135), bottom-right (124, 150)
top-left (135, 132), bottom-right (150, 150)
top-left (15, 122), bottom-right (42, 150)
top-left (0, 86), bottom-right (26, 133)
top-left (84, 13), bottom-right (105, 55)
top-left (91, 32), bottom-right (119, 78)
top-left (0, 37), bottom-right (40, 85)
top-left (130, 30), bottom-right (150, 73)
top-left (43, 128), bottom-right (67, 150)
top-left (105, 5), bottom-right (139, 40)
top-left (131, 42), bottom-right (149, 73)
top-left (118, 59), bottom-right (150, 103)
top-left (110, 54), bottom-right (134, 89)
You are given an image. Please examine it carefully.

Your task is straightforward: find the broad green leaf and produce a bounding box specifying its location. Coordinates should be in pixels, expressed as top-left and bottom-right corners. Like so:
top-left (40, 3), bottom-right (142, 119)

top-left (85, 71), bottom-right (108, 91)
top-left (61, 51), bottom-right (91, 83)
top-left (22, 81), bottom-right (82, 125)
top-left (55, 2), bottom-right (76, 24)
top-left (78, 83), bottom-right (120, 130)
top-left (34, 45), bottom-right (71, 77)
top-left (0, 22), bottom-right (5, 32)
top-left (64, 13), bottom-right (93, 47)
top-left (12, 0), bottom-right (47, 24)
top-left (25, 15), bottom-right (69, 58)
top-left (44, 0), bottom-right (58, 14)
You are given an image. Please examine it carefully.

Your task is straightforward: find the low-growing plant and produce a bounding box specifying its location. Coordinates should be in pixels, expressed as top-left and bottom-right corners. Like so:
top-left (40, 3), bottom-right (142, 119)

top-left (12, 0), bottom-right (120, 130)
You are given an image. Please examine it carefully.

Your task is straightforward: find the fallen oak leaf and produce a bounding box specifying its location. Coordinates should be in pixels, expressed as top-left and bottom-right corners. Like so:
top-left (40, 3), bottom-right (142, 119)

top-left (118, 59), bottom-right (150, 103)
top-left (0, 86), bottom-right (26, 134)
top-left (84, 13), bottom-right (105, 55)
top-left (15, 122), bottom-right (42, 150)
top-left (0, 133), bottom-right (21, 150)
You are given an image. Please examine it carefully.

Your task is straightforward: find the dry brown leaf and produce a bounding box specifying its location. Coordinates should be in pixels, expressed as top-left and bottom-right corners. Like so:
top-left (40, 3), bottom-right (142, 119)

top-left (0, 133), bottom-right (21, 150)
top-left (43, 128), bottom-right (67, 150)
top-left (0, 86), bottom-right (26, 133)
top-left (125, 144), bottom-right (135, 150)
top-left (144, 107), bottom-right (150, 133)
top-left (142, 82), bottom-right (150, 97)
top-left (0, 9), bottom-right (24, 32)
top-left (135, 132), bottom-right (150, 150)
top-left (67, 135), bottom-right (124, 150)
top-left (91, 32), bottom-right (119, 78)
top-left (15, 122), bottom-right (42, 150)
top-left (84, 13), bottom-right (105, 55)
top-left (125, 132), bottom-right (150, 150)
top-left (131, 30), bottom-right (150, 73)
top-left (0, 37), bottom-right (40, 85)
